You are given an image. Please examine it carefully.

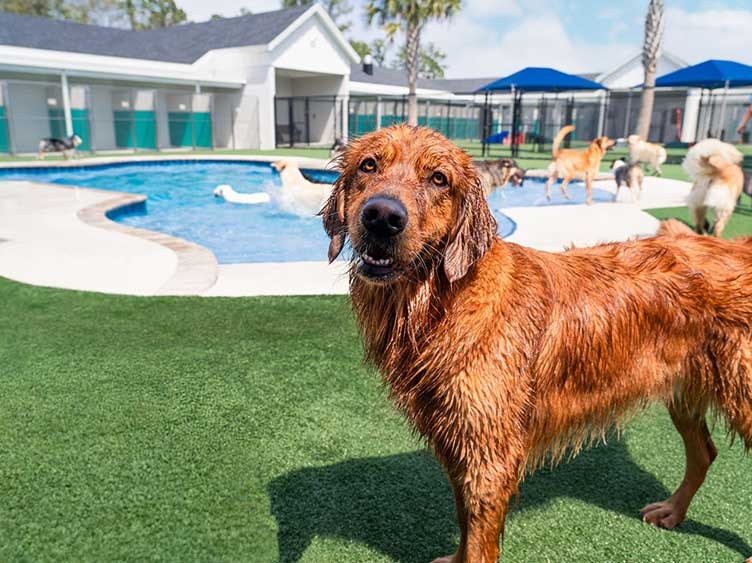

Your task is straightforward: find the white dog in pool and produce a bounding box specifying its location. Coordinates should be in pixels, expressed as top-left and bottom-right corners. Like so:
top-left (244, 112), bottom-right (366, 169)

top-left (213, 184), bottom-right (271, 204)
top-left (271, 160), bottom-right (333, 217)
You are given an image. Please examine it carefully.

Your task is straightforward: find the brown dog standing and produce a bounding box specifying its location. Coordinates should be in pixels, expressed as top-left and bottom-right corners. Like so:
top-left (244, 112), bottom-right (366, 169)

top-left (544, 125), bottom-right (615, 205)
top-left (323, 125), bottom-right (752, 563)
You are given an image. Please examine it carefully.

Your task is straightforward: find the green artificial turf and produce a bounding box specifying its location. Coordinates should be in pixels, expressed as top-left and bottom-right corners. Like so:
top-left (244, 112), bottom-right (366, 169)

top-left (1, 278), bottom-right (750, 562)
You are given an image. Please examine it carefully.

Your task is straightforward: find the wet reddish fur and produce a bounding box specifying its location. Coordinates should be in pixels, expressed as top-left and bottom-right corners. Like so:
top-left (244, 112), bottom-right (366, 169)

top-left (322, 125), bottom-right (752, 563)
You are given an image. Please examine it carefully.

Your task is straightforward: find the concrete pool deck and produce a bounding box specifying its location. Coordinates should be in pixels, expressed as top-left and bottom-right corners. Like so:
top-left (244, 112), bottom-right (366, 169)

top-left (0, 157), bottom-right (693, 297)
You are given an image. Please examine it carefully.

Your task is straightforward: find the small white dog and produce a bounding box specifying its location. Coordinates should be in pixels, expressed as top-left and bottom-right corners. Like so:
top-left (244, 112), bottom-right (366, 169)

top-left (683, 138), bottom-right (744, 237)
top-left (627, 134), bottom-right (667, 176)
top-left (213, 184), bottom-right (271, 205)
top-left (271, 160), bottom-right (333, 217)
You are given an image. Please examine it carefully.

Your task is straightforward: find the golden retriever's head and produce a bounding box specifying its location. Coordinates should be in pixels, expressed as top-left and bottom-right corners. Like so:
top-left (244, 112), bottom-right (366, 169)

top-left (321, 125), bottom-right (497, 284)
top-left (627, 134), bottom-right (640, 146)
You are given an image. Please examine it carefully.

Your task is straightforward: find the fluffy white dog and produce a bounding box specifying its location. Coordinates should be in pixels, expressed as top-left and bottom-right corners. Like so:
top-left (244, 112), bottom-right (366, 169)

top-left (682, 138), bottom-right (744, 237)
top-left (627, 134), bottom-right (667, 175)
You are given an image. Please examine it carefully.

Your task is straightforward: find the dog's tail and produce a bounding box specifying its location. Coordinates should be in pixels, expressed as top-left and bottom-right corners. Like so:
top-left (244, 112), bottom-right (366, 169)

top-left (552, 125), bottom-right (575, 158)
top-left (657, 219), bottom-right (695, 237)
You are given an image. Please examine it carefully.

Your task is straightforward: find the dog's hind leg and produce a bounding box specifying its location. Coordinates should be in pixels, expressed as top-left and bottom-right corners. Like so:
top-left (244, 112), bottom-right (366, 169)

top-left (690, 205), bottom-right (707, 234)
top-left (641, 403), bottom-right (717, 529)
top-left (545, 173), bottom-right (557, 201)
top-left (712, 209), bottom-right (733, 238)
top-left (560, 174), bottom-right (574, 201)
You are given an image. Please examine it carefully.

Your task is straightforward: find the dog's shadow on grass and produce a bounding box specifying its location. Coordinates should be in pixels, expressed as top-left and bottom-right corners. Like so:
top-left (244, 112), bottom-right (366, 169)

top-left (268, 442), bottom-right (751, 563)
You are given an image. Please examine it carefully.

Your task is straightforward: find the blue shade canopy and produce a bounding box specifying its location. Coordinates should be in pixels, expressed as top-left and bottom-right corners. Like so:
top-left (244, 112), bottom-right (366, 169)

top-left (477, 67), bottom-right (605, 93)
top-left (655, 59), bottom-right (752, 89)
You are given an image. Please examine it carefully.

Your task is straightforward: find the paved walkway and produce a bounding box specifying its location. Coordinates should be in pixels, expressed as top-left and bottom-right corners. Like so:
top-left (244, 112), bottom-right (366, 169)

top-left (0, 158), bottom-right (693, 297)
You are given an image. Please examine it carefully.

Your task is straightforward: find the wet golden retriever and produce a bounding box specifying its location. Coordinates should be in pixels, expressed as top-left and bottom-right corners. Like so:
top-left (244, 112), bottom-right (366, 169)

top-left (322, 124), bottom-right (752, 563)
top-left (544, 125), bottom-right (615, 205)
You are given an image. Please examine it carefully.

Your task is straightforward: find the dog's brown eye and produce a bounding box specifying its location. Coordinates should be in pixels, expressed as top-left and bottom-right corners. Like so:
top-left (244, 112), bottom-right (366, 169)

top-left (431, 171), bottom-right (448, 187)
top-left (359, 158), bottom-right (377, 173)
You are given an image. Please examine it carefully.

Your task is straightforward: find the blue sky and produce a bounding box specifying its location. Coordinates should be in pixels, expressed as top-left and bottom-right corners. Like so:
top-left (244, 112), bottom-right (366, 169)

top-left (179, 0), bottom-right (752, 77)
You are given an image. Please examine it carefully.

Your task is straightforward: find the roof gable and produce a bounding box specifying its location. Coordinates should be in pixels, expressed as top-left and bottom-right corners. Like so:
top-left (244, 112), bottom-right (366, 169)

top-left (0, 7), bottom-right (309, 64)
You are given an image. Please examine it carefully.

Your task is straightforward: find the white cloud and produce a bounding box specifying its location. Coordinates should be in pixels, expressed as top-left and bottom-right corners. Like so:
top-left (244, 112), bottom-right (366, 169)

top-left (664, 7), bottom-right (752, 65)
top-left (179, 0), bottom-right (279, 22)
top-left (423, 14), bottom-right (633, 78)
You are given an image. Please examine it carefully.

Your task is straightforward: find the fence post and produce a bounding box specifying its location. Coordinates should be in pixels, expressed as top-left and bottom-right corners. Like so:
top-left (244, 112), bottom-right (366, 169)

top-left (130, 89), bottom-right (137, 152)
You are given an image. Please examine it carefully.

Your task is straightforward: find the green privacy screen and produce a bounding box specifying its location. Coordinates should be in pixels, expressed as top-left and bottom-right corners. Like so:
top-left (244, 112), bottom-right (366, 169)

top-left (0, 107), bottom-right (8, 153)
top-left (113, 110), bottom-right (156, 149)
top-left (168, 112), bottom-right (212, 148)
top-left (48, 108), bottom-right (91, 151)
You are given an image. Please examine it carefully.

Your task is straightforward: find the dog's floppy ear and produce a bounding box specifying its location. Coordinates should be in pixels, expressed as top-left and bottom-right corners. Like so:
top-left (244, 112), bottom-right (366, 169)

top-left (320, 173), bottom-right (348, 263)
top-left (444, 173), bottom-right (497, 283)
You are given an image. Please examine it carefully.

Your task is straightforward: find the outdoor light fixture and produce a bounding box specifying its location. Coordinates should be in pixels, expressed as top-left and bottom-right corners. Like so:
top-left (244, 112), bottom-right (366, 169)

top-left (178, 103), bottom-right (187, 110)
top-left (120, 100), bottom-right (130, 109)
top-left (47, 98), bottom-right (58, 106)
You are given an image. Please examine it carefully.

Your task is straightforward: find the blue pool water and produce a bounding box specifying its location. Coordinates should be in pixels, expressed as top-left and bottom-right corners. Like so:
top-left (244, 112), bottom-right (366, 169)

top-left (0, 161), bottom-right (610, 263)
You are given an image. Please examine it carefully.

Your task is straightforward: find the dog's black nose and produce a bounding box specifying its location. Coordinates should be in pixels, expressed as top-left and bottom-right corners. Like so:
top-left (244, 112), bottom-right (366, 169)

top-left (361, 196), bottom-right (408, 237)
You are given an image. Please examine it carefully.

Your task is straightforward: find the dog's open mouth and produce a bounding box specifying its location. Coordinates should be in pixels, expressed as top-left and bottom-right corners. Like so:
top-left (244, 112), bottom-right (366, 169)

top-left (356, 246), bottom-right (398, 280)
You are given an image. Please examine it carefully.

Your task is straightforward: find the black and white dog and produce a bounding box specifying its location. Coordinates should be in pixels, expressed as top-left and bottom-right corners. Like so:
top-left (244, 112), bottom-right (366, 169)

top-left (38, 134), bottom-right (82, 160)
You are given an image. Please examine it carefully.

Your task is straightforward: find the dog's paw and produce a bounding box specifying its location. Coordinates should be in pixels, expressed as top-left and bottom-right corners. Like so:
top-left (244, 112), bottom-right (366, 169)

top-left (430, 554), bottom-right (457, 563)
top-left (640, 500), bottom-right (687, 529)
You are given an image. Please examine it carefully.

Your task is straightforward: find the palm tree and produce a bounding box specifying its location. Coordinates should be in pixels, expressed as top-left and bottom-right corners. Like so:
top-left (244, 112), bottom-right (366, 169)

top-left (366, 0), bottom-right (461, 126)
top-left (635, 0), bottom-right (664, 140)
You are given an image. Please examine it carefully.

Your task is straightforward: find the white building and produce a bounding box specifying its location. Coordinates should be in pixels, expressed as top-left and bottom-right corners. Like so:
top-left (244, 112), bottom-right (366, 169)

top-left (0, 5), bottom-right (358, 153)
top-left (0, 6), bottom-right (746, 155)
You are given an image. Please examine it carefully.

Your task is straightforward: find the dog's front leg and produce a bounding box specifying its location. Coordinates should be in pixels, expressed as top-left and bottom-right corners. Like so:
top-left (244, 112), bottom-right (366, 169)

top-left (434, 455), bottom-right (520, 563)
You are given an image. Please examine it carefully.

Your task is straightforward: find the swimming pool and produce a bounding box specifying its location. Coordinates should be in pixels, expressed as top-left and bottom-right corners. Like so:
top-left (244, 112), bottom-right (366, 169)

top-left (0, 161), bottom-right (610, 263)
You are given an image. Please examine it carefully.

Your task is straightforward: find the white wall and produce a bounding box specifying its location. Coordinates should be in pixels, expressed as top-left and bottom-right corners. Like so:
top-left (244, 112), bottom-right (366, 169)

top-left (7, 82), bottom-right (49, 153)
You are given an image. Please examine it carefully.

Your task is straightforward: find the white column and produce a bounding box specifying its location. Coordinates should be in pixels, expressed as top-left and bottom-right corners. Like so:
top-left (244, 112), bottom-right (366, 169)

top-left (60, 71), bottom-right (73, 137)
top-left (375, 96), bottom-right (382, 130)
top-left (596, 91), bottom-right (607, 137)
top-left (681, 89), bottom-right (701, 143)
top-left (716, 80), bottom-right (730, 139)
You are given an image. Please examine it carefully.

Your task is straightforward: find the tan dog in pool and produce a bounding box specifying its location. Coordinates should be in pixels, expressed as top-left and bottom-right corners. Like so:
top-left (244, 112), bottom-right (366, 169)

top-left (271, 160), bottom-right (332, 216)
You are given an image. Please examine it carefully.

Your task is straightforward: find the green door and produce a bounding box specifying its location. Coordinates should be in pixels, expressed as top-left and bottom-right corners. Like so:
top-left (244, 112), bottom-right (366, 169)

top-left (0, 107), bottom-right (8, 153)
top-left (113, 110), bottom-right (156, 149)
top-left (168, 112), bottom-right (212, 148)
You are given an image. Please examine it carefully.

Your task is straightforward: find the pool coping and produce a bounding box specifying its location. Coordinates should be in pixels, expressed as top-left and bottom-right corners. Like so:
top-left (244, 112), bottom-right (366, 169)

top-left (0, 154), bottom-right (336, 171)
top-left (76, 192), bottom-right (218, 296)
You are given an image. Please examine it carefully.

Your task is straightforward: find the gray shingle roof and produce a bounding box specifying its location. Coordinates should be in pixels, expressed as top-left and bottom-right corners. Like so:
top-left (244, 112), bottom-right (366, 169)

top-left (0, 6), bottom-right (309, 64)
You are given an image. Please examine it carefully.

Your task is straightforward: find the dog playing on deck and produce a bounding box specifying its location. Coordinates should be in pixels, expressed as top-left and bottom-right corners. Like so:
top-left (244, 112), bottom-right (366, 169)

top-left (321, 124), bottom-right (752, 563)
top-left (610, 158), bottom-right (644, 202)
top-left (473, 157), bottom-right (526, 196)
top-left (544, 125), bottom-right (615, 205)
top-left (271, 160), bottom-right (332, 217)
top-left (38, 134), bottom-right (82, 160)
top-left (628, 134), bottom-right (667, 176)
top-left (683, 139), bottom-right (744, 238)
